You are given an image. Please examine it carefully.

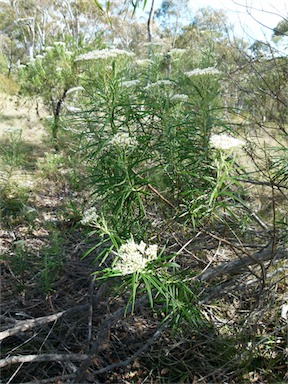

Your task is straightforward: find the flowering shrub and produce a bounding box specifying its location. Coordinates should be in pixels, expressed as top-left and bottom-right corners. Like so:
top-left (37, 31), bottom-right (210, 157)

top-left (68, 45), bottom-right (246, 324)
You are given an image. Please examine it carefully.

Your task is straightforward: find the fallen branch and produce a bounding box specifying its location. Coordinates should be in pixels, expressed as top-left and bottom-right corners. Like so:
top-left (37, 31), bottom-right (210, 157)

top-left (0, 304), bottom-right (89, 342)
top-left (197, 243), bottom-right (287, 282)
top-left (74, 296), bottom-right (148, 383)
top-left (91, 319), bottom-right (170, 375)
top-left (0, 353), bottom-right (89, 369)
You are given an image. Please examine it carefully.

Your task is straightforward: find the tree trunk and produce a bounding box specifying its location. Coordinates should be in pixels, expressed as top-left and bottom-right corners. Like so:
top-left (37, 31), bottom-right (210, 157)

top-left (52, 89), bottom-right (68, 151)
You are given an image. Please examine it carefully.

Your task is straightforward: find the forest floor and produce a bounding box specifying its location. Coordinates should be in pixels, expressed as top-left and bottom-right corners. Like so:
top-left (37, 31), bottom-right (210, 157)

top-left (0, 92), bottom-right (287, 384)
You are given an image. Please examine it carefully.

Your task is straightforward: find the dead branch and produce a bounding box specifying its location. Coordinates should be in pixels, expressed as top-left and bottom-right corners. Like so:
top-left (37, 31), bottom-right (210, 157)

top-left (74, 296), bottom-right (148, 383)
top-left (197, 243), bottom-right (287, 282)
top-left (0, 304), bottom-right (89, 342)
top-left (91, 319), bottom-right (170, 376)
top-left (0, 353), bottom-right (89, 369)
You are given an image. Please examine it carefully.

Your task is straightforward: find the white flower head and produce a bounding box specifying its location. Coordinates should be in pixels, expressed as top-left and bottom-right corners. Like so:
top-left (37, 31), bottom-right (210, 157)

top-left (170, 48), bottom-right (187, 55)
top-left (81, 207), bottom-right (99, 226)
top-left (144, 79), bottom-right (174, 90)
top-left (120, 79), bottom-right (140, 88)
top-left (66, 105), bottom-right (82, 113)
top-left (75, 49), bottom-right (135, 62)
top-left (114, 239), bottom-right (158, 275)
top-left (35, 54), bottom-right (45, 60)
top-left (210, 134), bottom-right (245, 151)
top-left (26, 59), bottom-right (35, 65)
top-left (66, 86), bottom-right (85, 95)
top-left (109, 132), bottom-right (138, 150)
top-left (135, 59), bottom-right (154, 66)
top-left (184, 67), bottom-right (220, 77)
top-left (170, 94), bottom-right (189, 102)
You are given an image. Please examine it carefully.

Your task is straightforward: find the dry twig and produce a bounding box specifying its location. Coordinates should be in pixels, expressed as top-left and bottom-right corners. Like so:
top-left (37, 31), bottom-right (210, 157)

top-left (0, 304), bottom-right (89, 342)
top-left (0, 353), bottom-right (89, 369)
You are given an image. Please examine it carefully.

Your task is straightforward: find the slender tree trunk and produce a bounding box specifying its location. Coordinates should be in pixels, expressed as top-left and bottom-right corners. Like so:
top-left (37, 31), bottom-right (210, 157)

top-left (147, 0), bottom-right (155, 44)
top-left (147, 0), bottom-right (155, 79)
top-left (52, 89), bottom-right (68, 151)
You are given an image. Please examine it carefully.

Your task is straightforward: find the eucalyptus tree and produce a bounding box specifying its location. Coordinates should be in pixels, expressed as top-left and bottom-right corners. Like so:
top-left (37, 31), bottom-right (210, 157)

top-left (154, 0), bottom-right (191, 47)
top-left (0, 0), bottom-right (106, 65)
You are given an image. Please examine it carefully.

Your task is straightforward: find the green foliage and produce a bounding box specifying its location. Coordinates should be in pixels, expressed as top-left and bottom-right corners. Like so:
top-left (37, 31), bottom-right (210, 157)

top-left (39, 230), bottom-right (63, 293)
top-left (18, 43), bottom-right (76, 101)
top-left (273, 19), bottom-right (288, 37)
top-left (75, 51), bottom-right (228, 236)
top-left (37, 152), bottom-right (66, 179)
top-left (17, 42), bottom-right (79, 148)
top-left (74, 47), bottom-right (247, 332)
top-left (0, 127), bottom-right (24, 168)
top-left (0, 184), bottom-right (35, 227)
top-left (270, 147), bottom-right (288, 185)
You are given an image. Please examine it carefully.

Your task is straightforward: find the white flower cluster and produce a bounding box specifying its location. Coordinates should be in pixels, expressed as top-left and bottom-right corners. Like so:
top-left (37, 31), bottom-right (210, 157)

top-left (81, 207), bottom-right (99, 226)
top-left (120, 80), bottom-right (140, 88)
top-left (114, 239), bottom-right (158, 275)
top-left (75, 49), bottom-right (135, 62)
top-left (170, 94), bottom-right (189, 102)
top-left (66, 105), bottom-right (82, 113)
top-left (144, 80), bottom-right (174, 90)
top-left (170, 48), bottom-right (187, 55)
top-left (66, 86), bottom-right (85, 95)
top-left (210, 133), bottom-right (245, 150)
top-left (135, 59), bottom-right (154, 66)
top-left (184, 67), bottom-right (220, 77)
top-left (109, 132), bottom-right (138, 149)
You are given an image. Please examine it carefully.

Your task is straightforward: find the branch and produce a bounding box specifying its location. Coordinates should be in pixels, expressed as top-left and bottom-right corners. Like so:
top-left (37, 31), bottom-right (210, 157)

top-left (197, 243), bottom-right (287, 282)
top-left (91, 319), bottom-right (170, 375)
top-left (0, 353), bottom-right (89, 369)
top-left (74, 296), bottom-right (148, 383)
top-left (132, 169), bottom-right (176, 209)
top-left (0, 305), bottom-right (89, 341)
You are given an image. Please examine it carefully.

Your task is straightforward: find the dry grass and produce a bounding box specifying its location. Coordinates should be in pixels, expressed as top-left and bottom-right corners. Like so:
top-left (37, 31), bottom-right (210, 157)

top-left (0, 92), bottom-right (47, 144)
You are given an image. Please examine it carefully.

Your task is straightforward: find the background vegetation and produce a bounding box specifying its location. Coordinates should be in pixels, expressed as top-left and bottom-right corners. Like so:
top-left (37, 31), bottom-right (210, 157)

top-left (0, 0), bottom-right (287, 383)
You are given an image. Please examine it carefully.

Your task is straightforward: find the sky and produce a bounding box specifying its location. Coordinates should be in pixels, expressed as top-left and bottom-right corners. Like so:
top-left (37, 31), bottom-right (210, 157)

top-left (152, 0), bottom-right (288, 41)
